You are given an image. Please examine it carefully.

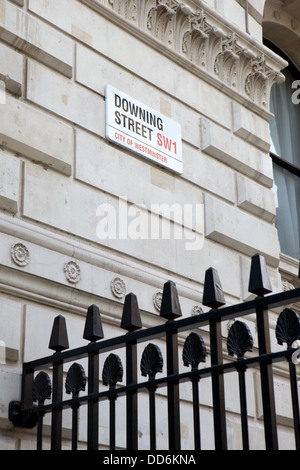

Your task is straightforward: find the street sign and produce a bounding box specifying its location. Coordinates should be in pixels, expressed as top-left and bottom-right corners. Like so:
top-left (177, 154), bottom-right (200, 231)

top-left (105, 85), bottom-right (183, 174)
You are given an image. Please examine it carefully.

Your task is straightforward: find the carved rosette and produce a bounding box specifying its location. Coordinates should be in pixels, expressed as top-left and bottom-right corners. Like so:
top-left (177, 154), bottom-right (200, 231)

top-left (103, 0), bottom-right (285, 109)
top-left (282, 280), bottom-right (295, 292)
top-left (64, 261), bottom-right (81, 284)
top-left (153, 292), bottom-right (163, 312)
top-left (191, 305), bottom-right (203, 316)
top-left (111, 277), bottom-right (126, 299)
top-left (11, 243), bottom-right (30, 267)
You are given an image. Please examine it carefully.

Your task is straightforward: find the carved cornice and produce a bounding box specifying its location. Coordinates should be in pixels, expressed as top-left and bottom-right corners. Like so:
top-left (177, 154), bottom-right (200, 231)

top-left (83, 0), bottom-right (286, 113)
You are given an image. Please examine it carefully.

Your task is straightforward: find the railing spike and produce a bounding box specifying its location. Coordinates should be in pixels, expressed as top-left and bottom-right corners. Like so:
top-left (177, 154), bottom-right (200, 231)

top-left (83, 304), bottom-right (104, 342)
top-left (202, 267), bottom-right (225, 309)
top-left (248, 253), bottom-right (272, 296)
top-left (160, 280), bottom-right (182, 320)
top-left (48, 315), bottom-right (69, 352)
top-left (121, 293), bottom-right (142, 332)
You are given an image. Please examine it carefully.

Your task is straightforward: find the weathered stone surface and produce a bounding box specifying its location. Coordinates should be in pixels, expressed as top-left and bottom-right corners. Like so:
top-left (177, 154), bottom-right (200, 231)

top-left (0, 0), bottom-right (73, 77)
top-left (0, 42), bottom-right (22, 95)
top-left (27, 60), bottom-right (104, 136)
top-left (0, 95), bottom-right (73, 175)
top-left (204, 194), bottom-right (280, 267)
top-left (200, 117), bottom-right (273, 188)
top-left (0, 150), bottom-right (20, 214)
top-left (236, 173), bottom-right (276, 222)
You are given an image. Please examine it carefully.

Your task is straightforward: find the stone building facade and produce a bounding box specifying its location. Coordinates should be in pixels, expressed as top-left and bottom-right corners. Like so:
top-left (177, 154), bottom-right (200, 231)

top-left (0, 0), bottom-right (299, 450)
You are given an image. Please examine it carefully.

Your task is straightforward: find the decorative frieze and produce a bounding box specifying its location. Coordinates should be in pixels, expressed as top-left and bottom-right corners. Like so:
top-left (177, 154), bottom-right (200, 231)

top-left (101, 0), bottom-right (285, 109)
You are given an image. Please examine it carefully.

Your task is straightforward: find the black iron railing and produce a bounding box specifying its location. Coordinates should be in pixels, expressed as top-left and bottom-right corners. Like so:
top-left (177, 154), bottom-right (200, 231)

top-left (8, 253), bottom-right (300, 450)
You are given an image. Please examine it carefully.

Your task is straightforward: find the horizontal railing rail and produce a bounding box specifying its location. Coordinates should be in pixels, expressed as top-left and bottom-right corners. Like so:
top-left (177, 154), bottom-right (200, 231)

top-left (8, 253), bottom-right (300, 451)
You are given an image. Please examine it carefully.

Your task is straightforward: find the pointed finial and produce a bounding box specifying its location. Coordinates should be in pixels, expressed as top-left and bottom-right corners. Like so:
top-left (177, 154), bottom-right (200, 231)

top-left (160, 280), bottom-right (182, 320)
top-left (248, 253), bottom-right (272, 296)
top-left (83, 304), bottom-right (104, 342)
top-left (48, 315), bottom-right (69, 352)
top-left (121, 293), bottom-right (142, 332)
top-left (202, 267), bottom-right (225, 309)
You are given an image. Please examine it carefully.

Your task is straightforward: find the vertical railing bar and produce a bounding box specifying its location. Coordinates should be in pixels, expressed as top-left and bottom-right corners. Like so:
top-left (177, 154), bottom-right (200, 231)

top-left (22, 367), bottom-right (34, 418)
top-left (148, 384), bottom-right (157, 451)
top-left (109, 394), bottom-right (117, 451)
top-left (209, 318), bottom-right (227, 450)
top-left (71, 403), bottom-right (79, 451)
top-left (166, 328), bottom-right (181, 451)
top-left (51, 359), bottom-right (63, 450)
top-left (126, 340), bottom-right (138, 450)
top-left (36, 410), bottom-right (44, 451)
top-left (237, 364), bottom-right (249, 450)
top-left (289, 359), bottom-right (300, 450)
top-left (256, 305), bottom-right (278, 450)
top-left (192, 378), bottom-right (201, 450)
top-left (87, 351), bottom-right (99, 450)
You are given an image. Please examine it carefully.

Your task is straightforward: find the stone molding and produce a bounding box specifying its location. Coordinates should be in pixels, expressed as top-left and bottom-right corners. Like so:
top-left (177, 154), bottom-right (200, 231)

top-left (85, 0), bottom-right (286, 110)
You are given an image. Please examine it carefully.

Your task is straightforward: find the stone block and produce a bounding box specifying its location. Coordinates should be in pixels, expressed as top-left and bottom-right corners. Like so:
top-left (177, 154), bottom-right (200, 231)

top-left (204, 193), bottom-right (280, 267)
top-left (184, 143), bottom-right (236, 203)
top-left (236, 173), bottom-right (276, 222)
top-left (27, 60), bottom-right (104, 136)
top-left (0, 95), bottom-right (73, 175)
top-left (75, 127), bottom-right (235, 207)
top-left (200, 117), bottom-right (274, 187)
top-left (75, 44), bottom-right (201, 148)
top-left (0, 0), bottom-right (73, 77)
top-left (75, 129), bottom-right (204, 222)
top-left (23, 162), bottom-right (241, 292)
top-left (29, 0), bottom-right (232, 130)
top-left (28, 0), bottom-right (99, 49)
top-left (232, 101), bottom-right (271, 152)
top-left (9, 0), bottom-right (24, 6)
top-left (0, 297), bottom-right (22, 354)
top-left (0, 42), bottom-right (22, 95)
top-left (0, 150), bottom-right (20, 214)
top-left (0, 370), bottom-right (22, 422)
top-left (24, 304), bottom-right (86, 362)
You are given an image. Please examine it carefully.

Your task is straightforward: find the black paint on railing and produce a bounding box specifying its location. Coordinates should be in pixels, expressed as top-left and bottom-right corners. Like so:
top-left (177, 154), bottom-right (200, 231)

top-left (8, 253), bottom-right (300, 450)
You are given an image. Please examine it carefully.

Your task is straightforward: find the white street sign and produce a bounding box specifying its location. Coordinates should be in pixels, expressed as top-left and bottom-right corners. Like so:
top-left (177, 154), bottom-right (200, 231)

top-left (105, 85), bottom-right (183, 174)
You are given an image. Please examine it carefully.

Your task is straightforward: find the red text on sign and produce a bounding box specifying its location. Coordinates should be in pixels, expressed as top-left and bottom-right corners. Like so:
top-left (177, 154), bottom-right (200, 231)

top-left (157, 133), bottom-right (177, 155)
